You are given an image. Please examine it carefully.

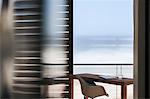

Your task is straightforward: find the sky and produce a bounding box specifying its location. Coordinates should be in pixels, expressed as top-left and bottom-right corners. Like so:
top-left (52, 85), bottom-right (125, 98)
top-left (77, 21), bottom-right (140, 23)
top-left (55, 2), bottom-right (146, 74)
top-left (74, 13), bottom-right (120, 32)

top-left (73, 0), bottom-right (133, 36)
top-left (73, 0), bottom-right (134, 64)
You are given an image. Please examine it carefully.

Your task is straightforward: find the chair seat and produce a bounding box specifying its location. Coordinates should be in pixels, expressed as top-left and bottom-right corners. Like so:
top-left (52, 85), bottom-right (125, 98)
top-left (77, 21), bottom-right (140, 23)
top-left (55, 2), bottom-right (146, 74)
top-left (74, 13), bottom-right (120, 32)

top-left (85, 85), bottom-right (109, 98)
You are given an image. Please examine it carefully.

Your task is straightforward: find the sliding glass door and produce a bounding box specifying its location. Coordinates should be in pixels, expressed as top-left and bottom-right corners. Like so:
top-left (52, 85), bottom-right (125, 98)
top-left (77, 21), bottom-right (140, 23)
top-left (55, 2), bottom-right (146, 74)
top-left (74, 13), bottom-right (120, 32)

top-left (73, 0), bottom-right (134, 99)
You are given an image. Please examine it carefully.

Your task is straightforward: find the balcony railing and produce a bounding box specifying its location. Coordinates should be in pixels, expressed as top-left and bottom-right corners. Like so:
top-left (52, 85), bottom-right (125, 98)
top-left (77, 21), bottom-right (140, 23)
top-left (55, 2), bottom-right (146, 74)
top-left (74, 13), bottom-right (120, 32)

top-left (74, 63), bottom-right (133, 65)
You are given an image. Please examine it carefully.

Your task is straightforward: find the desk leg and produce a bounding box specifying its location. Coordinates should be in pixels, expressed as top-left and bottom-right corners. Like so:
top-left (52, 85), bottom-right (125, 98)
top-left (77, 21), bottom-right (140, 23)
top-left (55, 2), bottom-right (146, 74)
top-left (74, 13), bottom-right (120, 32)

top-left (121, 84), bottom-right (127, 99)
top-left (71, 78), bottom-right (74, 99)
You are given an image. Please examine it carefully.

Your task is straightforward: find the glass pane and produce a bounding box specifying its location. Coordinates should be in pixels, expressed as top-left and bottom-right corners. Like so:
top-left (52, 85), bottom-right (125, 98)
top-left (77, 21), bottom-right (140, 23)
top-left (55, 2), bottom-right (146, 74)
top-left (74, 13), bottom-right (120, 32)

top-left (73, 0), bottom-right (134, 99)
top-left (73, 0), bottom-right (133, 64)
top-left (0, 0), bottom-right (2, 13)
top-left (73, 65), bottom-right (133, 99)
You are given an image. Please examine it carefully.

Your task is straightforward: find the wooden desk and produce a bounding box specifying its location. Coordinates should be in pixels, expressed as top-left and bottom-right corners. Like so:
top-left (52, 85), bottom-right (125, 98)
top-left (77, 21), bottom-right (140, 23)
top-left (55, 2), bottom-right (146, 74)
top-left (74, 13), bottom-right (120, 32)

top-left (73, 73), bottom-right (133, 99)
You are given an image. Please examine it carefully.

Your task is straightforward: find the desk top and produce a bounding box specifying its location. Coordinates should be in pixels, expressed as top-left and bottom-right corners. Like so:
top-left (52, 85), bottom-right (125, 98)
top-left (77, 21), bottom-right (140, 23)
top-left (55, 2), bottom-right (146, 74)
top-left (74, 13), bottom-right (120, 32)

top-left (73, 73), bottom-right (134, 85)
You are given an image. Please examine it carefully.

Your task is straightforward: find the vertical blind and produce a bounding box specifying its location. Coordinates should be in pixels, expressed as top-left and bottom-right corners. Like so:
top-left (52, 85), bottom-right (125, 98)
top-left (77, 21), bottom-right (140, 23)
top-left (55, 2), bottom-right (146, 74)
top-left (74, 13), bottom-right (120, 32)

top-left (12, 0), bottom-right (72, 98)
top-left (42, 0), bottom-right (72, 98)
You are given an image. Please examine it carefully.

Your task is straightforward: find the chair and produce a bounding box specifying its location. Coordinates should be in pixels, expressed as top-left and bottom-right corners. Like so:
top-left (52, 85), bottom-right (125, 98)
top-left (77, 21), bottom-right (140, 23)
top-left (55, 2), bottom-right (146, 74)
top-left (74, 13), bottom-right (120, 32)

top-left (76, 75), bottom-right (109, 99)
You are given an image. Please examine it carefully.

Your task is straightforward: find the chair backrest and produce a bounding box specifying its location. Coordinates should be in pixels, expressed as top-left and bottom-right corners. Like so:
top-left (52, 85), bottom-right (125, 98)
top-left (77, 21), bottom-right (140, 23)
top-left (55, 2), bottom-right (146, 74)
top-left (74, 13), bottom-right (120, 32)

top-left (76, 75), bottom-right (88, 87)
top-left (76, 75), bottom-right (109, 98)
